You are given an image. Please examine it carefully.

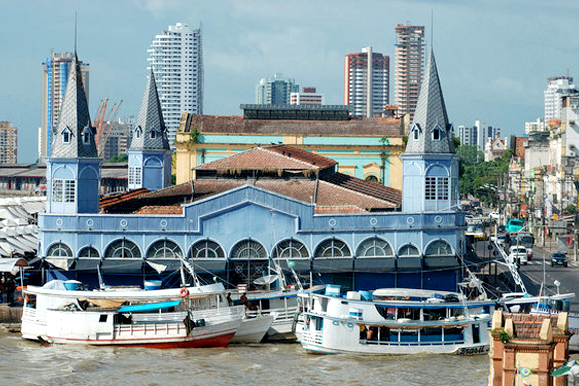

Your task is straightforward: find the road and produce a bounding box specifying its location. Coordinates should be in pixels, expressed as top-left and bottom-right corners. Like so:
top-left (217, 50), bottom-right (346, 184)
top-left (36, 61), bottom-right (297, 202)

top-left (474, 237), bottom-right (579, 311)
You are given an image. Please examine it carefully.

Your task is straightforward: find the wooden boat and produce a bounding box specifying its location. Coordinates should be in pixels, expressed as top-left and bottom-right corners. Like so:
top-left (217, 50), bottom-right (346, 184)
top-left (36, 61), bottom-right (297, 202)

top-left (43, 299), bottom-right (240, 348)
top-left (296, 286), bottom-right (495, 355)
top-left (21, 280), bottom-right (268, 346)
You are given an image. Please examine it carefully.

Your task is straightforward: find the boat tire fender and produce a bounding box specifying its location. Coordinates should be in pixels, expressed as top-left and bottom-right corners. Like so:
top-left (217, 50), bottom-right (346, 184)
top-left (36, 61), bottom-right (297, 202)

top-left (180, 287), bottom-right (190, 297)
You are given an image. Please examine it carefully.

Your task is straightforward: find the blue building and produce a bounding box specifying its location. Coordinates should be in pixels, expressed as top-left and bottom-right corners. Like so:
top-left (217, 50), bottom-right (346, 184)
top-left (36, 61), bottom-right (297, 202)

top-left (38, 50), bottom-right (467, 292)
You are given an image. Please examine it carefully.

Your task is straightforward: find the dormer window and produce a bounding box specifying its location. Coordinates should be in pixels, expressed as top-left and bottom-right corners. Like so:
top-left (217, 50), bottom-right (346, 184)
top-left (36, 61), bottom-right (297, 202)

top-left (135, 126), bottom-right (142, 139)
top-left (150, 129), bottom-right (157, 139)
top-left (81, 127), bottom-right (91, 145)
top-left (61, 126), bottom-right (72, 144)
top-left (412, 128), bottom-right (420, 141)
top-left (432, 128), bottom-right (441, 141)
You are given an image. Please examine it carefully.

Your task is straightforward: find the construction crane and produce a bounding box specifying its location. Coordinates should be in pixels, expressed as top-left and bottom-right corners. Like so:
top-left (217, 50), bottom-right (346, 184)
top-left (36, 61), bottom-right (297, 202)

top-left (93, 99), bottom-right (123, 158)
top-left (97, 100), bottom-right (123, 157)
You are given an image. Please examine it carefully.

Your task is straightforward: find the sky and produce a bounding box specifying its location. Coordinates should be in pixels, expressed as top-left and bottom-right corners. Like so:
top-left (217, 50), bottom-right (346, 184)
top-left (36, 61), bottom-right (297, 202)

top-left (1, 0), bottom-right (579, 163)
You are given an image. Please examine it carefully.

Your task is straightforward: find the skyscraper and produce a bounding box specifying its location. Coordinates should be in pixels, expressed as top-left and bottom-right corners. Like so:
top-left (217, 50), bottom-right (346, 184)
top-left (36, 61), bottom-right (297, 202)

top-left (344, 47), bottom-right (390, 117)
top-left (544, 76), bottom-right (577, 123)
top-left (394, 24), bottom-right (425, 122)
top-left (0, 122), bottom-right (17, 164)
top-left (255, 73), bottom-right (299, 105)
top-left (41, 52), bottom-right (89, 161)
top-left (148, 22), bottom-right (203, 147)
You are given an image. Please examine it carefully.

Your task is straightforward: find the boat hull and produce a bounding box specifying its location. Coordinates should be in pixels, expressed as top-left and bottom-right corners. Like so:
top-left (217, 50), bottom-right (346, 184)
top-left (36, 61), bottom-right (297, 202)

top-left (231, 315), bottom-right (274, 343)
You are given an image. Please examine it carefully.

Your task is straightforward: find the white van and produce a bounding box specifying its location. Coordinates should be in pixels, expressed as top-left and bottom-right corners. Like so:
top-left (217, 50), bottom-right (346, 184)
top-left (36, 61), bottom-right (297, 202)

top-left (508, 246), bottom-right (528, 265)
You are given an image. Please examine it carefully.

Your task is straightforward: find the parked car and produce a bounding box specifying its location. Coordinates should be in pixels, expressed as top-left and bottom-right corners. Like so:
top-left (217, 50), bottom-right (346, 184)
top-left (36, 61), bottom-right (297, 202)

top-left (508, 246), bottom-right (528, 265)
top-left (475, 207), bottom-right (483, 215)
top-left (551, 252), bottom-right (568, 267)
top-left (489, 211), bottom-right (500, 220)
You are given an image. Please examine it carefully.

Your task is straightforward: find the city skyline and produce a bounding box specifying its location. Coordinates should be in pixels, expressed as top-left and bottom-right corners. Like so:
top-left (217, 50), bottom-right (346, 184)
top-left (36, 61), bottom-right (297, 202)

top-left (1, 0), bottom-right (578, 163)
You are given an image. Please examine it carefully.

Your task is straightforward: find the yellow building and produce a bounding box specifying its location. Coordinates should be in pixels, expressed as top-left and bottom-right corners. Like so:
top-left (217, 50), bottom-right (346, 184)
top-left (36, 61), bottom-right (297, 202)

top-left (174, 105), bottom-right (407, 188)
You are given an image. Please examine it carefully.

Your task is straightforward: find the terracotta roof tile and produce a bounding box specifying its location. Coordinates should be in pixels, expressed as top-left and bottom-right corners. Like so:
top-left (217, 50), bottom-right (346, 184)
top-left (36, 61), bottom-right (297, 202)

top-left (100, 188), bottom-right (149, 211)
top-left (195, 146), bottom-right (335, 171)
top-left (179, 114), bottom-right (403, 137)
top-left (132, 205), bottom-right (183, 215)
top-left (323, 172), bottom-right (402, 205)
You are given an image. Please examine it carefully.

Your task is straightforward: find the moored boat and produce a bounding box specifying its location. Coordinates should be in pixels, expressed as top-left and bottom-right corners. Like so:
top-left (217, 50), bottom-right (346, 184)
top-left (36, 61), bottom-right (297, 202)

top-left (21, 280), bottom-right (267, 346)
top-left (296, 286), bottom-right (495, 355)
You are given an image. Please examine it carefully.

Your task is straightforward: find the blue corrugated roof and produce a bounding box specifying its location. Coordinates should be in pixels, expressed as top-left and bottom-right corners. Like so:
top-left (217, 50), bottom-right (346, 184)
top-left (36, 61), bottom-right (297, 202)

top-left (117, 299), bottom-right (181, 313)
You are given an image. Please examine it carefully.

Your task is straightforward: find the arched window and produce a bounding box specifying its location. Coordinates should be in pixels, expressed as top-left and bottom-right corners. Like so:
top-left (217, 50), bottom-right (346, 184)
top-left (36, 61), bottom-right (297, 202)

top-left (425, 240), bottom-right (453, 257)
top-left (188, 240), bottom-right (225, 259)
top-left (314, 239), bottom-right (351, 258)
top-left (356, 238), bottom-right (394, 257)
top-left (146, 239), bottom-right (182, 259)
top-left (46, 242), bottom-right (73, 257)
top-left (230, 240), bottom-right (267, 259)
top-left (365, 175), bottom-right (380, 184)
top-left (398, 244), bottom-right (420, 257)
top-left (105, 239), bottom-right (141, 259)
top-left (78, 246), bottom-right (99, 258)
top-left (272, 239), bottom-right (309, 259)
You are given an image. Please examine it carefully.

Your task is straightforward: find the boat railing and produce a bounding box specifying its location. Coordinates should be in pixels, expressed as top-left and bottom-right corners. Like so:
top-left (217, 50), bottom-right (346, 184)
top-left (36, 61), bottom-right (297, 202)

top-left (131, 311), bottom-right (187, 324)
top-left (116, 320), bottom-right (186, 336)
top-left (193, 305), bottom-right (245, 322)
top-left (247, 305), bottom-right (299, 322)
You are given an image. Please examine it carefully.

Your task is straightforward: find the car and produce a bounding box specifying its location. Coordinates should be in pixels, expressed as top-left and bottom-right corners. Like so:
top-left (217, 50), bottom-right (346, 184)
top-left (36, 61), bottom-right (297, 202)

top-left (489, 211), bottom-right (500, 220)
top-left (498, 225), bottom-right (506, 233)
top-left (475, 208), bottom-right (483, 215)
top-left (551, 252), bottom-right (568, 267)
top-left (496, 234), bottom-right (507, 245)
top-left (508, 246), bottom-right (528, 265)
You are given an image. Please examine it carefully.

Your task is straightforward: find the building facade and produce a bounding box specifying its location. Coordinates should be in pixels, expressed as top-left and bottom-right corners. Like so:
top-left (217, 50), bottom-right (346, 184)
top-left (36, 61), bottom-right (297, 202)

top-left (475, 120), bottom-right (501, 152)
top-left (174, 105), bottom-right (407, 189)
top-left (255, 73), bottom-right (299, 105)
top-left (290, 87), bottom-right (323, 106)
top-left (37, 48), bottom-right (469, 293)
top-left (0, 122), bottom-right (18, 164)
top-left (41, 52), bottom-right (89, 161)
top-left (394, 24), bottom-right (425, 122)
top-left (455, 124), bottom-right (477, 147)
top-left (344, 47), bottom-right (390, 117)
top-left (545, 76), bottom-right (577, 123)
top-left (148, 22), bottom-right (203, 147)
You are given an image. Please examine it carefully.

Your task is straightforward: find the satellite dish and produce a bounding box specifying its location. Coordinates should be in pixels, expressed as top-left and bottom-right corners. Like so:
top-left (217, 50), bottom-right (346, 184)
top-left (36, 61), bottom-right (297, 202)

top-left (253, 275), bottom-right (279, 286)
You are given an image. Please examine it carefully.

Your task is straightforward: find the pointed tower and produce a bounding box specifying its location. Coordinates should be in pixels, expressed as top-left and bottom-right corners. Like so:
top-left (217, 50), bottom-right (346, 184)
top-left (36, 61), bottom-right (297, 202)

top-left (46, 53), bottom-right (101, 214)
top-left (127, 70), bottom-right (172, 191)
top-left (400, 50), bottom-right (459, 212)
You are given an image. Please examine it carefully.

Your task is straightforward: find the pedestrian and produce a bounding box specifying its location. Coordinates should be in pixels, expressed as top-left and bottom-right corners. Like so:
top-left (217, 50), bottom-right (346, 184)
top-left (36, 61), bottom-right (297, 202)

top-left (226, 293), bottom-right (233, 306)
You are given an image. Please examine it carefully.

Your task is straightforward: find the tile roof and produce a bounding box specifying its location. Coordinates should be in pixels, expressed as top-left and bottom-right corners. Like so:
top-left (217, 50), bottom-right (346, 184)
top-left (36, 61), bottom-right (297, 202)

top-left (50, 54), bottom-right (99, 159)
top-left (323, 172), bottom-right (402, 206)
top-left (133, 206), bottom-right (183, 215)
top-left (195, 145), bottom-right (336, 171)
top-left (405, 49), bottom-right (455, 155)
top-left (178, 113), bottom-right (403, 137)
top-left (110, 177), bottom-right (398, 214)
top-left (129, 70), bottom-right (170, 151)
top-left (503, 312), bottom-right (560, 339)
top-left (99, 188), bottom-right (149, 212)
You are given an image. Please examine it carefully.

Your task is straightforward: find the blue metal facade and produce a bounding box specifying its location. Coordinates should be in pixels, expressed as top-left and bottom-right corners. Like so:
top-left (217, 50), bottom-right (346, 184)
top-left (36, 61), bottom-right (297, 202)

top-left (38, 184), bottom-right (465, 290)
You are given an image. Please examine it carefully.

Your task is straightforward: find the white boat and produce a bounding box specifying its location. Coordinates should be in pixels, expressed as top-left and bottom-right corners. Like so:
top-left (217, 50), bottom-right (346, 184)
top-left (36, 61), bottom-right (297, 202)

top-left (296, 286), bottom-right (495, 355)
top-left (21, 280), bottom-right (269, 345)
top-left (233, 288), bottom-right (299, 341)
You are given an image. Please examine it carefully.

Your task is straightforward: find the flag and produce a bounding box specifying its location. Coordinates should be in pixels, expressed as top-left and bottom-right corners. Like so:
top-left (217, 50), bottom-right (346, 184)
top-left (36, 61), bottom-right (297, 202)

top-left (551, 360), bottom-right (579, 377)
top-left (519, 367), bottom-right (532, 378)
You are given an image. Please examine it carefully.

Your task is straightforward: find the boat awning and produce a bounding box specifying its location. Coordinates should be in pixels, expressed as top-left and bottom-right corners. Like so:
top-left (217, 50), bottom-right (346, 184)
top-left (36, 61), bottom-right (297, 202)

top-left (117, 300), bottom-right (182, 313)
top-left (0, 257), bottom-right (28, 274)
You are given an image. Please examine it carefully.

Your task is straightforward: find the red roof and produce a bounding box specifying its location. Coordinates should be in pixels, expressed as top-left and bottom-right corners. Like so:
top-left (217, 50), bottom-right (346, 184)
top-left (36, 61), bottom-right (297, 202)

top-left (100, 188), bottom-right (149, 212)
top-left (195, 145), bottom-right (337, 171)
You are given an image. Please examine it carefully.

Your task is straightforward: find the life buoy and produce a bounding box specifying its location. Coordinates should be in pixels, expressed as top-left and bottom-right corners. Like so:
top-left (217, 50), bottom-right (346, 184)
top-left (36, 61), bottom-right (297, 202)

top-left (180, 287), bottom-right (190, 298)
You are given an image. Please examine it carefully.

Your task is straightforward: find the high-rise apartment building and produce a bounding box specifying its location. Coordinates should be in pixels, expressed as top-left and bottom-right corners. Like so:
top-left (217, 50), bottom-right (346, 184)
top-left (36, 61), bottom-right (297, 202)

top-left (344, 47), bottom-right (390, 117)
top-left (544, 76), bottom-right (578, 123)
top-left (41, 52), bottom-right (89, 161)
top-left (455, 125), bottom-right (477, 147)
top-left (525, 118), bottom-right (545, 134)
top-left (475, 120), bottom-right (501, 152)
top-left (148, 22), bottom-right (203, 147)
top-left (0, 122), bottom-right (17, 164)
top-left (394, 24), bottom-right (425, 122)
top-left (290, 87), bottom-right (323, 106)
top-left (255, 73), bottom-right (299, 105)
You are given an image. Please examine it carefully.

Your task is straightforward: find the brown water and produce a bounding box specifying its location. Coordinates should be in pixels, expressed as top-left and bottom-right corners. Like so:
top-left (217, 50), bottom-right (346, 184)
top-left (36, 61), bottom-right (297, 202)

top-left (0, 330), bottom-right (490, 386)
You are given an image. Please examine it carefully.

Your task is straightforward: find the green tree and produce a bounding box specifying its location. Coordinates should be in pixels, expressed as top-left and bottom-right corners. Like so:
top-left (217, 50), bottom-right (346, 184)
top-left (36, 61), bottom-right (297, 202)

top-left (107, 154), bottom-right (128, 163)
